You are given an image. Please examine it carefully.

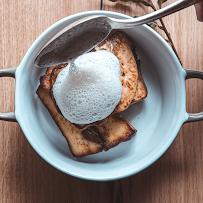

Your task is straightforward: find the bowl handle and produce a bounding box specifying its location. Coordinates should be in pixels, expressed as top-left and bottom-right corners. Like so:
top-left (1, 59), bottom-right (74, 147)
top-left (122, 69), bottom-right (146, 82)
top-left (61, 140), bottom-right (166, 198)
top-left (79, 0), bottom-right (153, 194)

top-left (185, 69), bottom-right (203, 123)
top-left (0, 68), bottom-right (16, 122)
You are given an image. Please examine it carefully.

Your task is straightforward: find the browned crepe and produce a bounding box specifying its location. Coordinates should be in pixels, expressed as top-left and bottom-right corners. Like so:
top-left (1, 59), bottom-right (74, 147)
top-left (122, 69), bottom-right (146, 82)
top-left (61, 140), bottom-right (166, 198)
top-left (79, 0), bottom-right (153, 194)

top-left (36, 31), bottom-right (148, 157)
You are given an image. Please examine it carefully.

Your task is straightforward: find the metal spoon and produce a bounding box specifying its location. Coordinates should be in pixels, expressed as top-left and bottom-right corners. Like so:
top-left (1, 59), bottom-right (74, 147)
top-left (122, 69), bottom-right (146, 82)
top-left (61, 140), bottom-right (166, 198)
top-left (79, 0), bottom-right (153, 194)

top-left (35, 0), bottom-right (202, 68)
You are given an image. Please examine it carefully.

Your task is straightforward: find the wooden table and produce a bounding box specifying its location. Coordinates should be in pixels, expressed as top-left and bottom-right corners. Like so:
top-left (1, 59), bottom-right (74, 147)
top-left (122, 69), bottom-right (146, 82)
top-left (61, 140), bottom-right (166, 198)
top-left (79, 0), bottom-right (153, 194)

top-left (0, 0), bottom-right (203, 202)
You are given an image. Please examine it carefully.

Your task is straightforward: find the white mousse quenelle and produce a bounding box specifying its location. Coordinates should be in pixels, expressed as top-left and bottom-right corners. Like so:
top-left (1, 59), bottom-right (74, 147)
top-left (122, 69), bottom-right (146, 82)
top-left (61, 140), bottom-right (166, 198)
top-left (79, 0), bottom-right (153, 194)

top-left (52, 50), bottom-right (122, 124)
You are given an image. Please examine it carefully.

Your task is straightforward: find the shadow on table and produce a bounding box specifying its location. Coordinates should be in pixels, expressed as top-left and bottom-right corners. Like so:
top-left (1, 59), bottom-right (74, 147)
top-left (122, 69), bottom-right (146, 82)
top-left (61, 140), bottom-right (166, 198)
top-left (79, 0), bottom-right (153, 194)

top-left (102, 1), bottom-right (148, 18)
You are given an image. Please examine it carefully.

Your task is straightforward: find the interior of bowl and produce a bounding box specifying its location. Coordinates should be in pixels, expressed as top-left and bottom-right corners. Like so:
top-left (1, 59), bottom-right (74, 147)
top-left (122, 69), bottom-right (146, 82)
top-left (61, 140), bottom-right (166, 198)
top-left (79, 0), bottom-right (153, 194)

top-left (15, 11), bottom-right (188, 181)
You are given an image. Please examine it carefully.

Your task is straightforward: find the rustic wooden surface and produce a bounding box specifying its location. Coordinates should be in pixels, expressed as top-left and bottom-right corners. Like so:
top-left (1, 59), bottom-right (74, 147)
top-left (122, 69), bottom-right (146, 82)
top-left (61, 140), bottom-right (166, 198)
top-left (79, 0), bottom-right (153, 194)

top-left (0, 0), bottom-right (203, 202)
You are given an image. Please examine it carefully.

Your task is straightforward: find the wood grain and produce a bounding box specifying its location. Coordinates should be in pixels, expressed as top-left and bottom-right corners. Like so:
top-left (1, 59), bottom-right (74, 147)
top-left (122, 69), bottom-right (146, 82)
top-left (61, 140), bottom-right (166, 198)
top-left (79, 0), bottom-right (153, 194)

top-left (0, 0), bottom-right (203, 202)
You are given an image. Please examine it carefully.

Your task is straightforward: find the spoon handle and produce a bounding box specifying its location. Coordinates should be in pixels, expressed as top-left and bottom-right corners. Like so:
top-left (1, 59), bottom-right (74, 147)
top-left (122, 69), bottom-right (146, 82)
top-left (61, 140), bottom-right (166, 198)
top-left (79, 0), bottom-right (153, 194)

top-left (110, 0), bottom-right (203, 29)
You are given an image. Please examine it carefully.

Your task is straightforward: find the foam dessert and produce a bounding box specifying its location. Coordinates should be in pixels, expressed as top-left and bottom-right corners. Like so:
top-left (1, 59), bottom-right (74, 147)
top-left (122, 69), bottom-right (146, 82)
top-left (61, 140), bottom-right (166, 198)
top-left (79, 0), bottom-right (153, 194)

top-left (37, 31), bottom-right (148, 157)
top-left (53, 50), bottom-right (122, 124)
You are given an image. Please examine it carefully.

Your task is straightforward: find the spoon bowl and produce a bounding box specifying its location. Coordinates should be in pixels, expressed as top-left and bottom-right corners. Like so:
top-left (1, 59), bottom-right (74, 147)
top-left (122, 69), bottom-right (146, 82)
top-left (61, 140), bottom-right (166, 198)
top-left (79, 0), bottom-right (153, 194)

top-left (35, 0), bottom-right (202, 68)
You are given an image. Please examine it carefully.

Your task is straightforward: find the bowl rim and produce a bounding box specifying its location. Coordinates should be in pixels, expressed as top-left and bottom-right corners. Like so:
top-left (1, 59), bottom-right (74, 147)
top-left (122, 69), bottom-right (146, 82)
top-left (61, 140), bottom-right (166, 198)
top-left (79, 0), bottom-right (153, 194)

top-left (15, 10), bottom-right (188, 181)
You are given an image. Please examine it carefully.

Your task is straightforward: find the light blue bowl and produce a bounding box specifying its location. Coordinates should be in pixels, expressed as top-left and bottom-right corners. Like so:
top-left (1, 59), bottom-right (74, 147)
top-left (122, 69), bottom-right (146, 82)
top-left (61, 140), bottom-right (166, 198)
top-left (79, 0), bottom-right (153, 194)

top-left (1, 11), bottom-right (203, 181)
